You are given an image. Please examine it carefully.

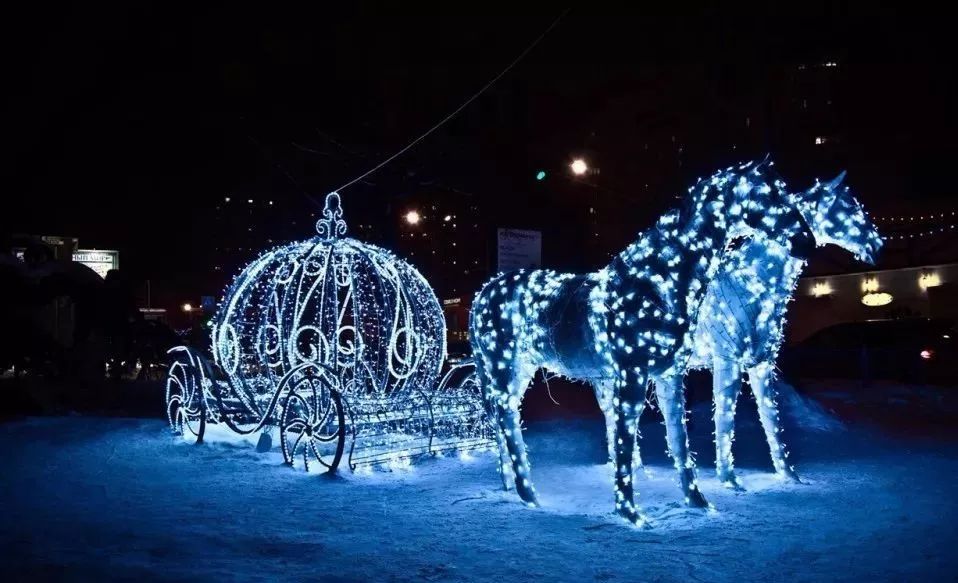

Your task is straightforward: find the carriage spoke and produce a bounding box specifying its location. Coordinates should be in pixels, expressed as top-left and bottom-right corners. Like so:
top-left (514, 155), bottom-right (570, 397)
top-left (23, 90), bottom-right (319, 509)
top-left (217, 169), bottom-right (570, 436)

top-left (308, 440), bottom-right (327, 468)
top-left (314, 428), bottom-right (342, 442)
top-left (289, 430), bottom-right (306, 464)
top-left (285, 417), bottom-right (308, 429)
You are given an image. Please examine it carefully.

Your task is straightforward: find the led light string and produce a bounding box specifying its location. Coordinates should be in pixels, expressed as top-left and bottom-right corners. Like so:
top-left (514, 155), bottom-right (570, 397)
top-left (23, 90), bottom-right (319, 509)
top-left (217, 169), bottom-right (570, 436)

top-left (874, 210), bottom-right (955, 223)
top-left (881, 224), bottom-right (956, 241)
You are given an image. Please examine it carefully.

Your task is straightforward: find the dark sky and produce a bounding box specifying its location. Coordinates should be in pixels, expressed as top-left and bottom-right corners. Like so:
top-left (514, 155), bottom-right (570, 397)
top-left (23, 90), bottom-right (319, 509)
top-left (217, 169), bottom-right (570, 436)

top-left (4, 4), bottom-right (955, 304)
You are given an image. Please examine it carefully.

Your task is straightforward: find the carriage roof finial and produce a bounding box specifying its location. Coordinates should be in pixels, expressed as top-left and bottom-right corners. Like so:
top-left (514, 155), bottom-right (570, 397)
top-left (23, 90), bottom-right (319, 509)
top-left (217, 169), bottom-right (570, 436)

top-left (316, 192), bottom-right (348, 239)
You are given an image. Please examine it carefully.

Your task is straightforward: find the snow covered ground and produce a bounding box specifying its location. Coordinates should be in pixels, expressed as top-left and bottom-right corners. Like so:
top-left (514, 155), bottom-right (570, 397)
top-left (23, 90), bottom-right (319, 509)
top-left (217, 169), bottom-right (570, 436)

top-left (1, 385), bottom-right (957, 581)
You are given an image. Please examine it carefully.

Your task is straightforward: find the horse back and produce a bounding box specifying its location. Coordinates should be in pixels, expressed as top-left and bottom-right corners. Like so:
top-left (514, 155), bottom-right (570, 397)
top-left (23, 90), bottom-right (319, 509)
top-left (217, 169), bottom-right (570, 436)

top-left (538, 275), bottom-right (609, 379)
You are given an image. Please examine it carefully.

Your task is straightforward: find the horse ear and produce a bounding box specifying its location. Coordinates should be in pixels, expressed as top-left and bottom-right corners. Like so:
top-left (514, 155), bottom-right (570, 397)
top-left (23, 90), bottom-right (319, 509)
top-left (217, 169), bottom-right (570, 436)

top-left (819, 186), bottom-right (838, 210)
top-left (826, 171), bottom-right (847, 192)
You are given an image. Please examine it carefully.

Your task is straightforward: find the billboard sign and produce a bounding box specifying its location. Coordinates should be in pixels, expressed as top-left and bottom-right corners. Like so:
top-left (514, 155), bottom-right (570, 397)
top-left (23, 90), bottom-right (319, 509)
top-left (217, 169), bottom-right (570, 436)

top-left (73, 249), bottom-right (119, 279)
top-left (497, 228), bottom-right (542, 273)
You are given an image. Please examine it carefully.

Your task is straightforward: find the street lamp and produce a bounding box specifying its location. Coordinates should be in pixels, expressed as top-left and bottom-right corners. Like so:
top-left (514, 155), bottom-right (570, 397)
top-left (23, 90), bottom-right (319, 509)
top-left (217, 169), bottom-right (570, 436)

top-left (570, 158), bottom-right (588, 176)
top-left (182, 303), bottom-right (193, 313)
top-left (405, 210), bottom-right (421, 225)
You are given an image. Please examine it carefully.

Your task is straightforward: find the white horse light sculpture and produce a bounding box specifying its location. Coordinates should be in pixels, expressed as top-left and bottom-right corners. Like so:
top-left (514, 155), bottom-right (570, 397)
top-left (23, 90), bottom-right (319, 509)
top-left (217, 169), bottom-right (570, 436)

top-left (690, 173), bottom-right (882, 487)
top-left (470, 160), bottom-right (813, 525)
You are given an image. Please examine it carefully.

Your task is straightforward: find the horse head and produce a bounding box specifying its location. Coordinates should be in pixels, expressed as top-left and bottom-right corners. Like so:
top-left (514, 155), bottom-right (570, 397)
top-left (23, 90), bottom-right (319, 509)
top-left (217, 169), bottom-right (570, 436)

top-left (790, 172), bottom-right (882, 264)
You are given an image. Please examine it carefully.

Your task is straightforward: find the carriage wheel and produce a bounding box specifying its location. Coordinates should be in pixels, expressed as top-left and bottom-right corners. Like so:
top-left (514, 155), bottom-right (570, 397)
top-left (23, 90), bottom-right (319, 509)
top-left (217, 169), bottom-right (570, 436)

top-left (280, 376), bottom-right (345, 473)
top-left (166, 350), bottom-right (206, 444)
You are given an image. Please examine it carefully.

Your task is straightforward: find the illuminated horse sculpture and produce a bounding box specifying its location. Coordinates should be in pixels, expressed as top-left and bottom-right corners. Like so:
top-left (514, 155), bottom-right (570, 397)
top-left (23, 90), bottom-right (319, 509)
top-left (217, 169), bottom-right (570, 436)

top-left (689, 172), bottom-right (881, 487)
top-left (471, 160), bottom-right (814, 525)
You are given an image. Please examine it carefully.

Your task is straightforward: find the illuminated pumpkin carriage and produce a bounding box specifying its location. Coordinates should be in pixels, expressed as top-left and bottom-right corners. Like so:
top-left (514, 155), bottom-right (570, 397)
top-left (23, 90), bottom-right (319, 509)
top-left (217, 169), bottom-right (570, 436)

top-left (165, 193), bottom-right (494, 471)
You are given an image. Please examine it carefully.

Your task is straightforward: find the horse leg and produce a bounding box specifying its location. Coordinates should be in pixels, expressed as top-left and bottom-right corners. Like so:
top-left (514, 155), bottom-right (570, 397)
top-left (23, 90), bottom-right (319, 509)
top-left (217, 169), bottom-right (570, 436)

top-left (596, 380), bottom-right (642, 468)
top-left (476, 358), bottom-right (515, 491)
top-left (594, 382), bottom-right (617, 464)
top-left (748, 362), bottom-right (801, 482)
top-left (712, 357), bottom-right (744, 489)
top-left (654, 374), bottom-right (709, 508)
top-left (489, 365), bottom-right (539, 505)
top-left (612, 372), bottom-right (648, 525)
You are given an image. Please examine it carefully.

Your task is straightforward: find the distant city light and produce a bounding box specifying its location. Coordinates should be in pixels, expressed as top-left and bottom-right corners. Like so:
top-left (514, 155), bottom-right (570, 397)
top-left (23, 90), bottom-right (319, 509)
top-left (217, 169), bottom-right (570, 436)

top-left (920, 349), bottom-right (933, 360)
top-left (535, 170), bottom-right (547, 181)
top-left (443, 215), bottom-right (452, 222)
top-left (570, 159), bottom-right (588, 175)
top-left (182, 303), bottom-right (194, 313)
top-left (224, 196), bottom-right (231, 202)
top-left (815, 137), bottom-right (827, 145)
top-left (247, 199), bottom-right (253, 204)
top-left (405, 210), bottom-right (421, 225)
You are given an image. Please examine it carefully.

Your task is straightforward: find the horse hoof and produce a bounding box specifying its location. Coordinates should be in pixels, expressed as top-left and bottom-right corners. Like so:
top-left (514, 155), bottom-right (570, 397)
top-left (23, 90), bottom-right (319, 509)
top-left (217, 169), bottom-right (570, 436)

top-left (517, 490), bottom-right (540, 508)
top-left (616, 507), bottom-right (649, 528)
top-left (719, 473), bottom-right (745, 491)
top-left (779, 469), bottom-right (803, 484)
top-left (686, 489), bottom-right (709, 508)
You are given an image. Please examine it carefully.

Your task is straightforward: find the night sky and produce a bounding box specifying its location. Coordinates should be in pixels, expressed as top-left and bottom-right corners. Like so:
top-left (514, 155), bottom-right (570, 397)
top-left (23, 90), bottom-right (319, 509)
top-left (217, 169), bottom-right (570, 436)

top-left (5, 4), bottom-right (955, 308)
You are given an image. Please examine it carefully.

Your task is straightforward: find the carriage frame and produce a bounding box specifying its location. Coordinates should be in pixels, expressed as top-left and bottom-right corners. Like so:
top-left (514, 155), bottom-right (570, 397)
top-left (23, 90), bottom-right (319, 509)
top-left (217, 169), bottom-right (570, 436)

top-left (166, 345), bottom-right (494, 472)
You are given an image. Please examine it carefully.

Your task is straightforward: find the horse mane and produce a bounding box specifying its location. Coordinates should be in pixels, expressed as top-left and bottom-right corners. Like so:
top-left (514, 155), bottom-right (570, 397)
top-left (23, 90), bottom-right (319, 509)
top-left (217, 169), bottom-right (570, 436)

top-left (615, 159), bottom-right (781, 269)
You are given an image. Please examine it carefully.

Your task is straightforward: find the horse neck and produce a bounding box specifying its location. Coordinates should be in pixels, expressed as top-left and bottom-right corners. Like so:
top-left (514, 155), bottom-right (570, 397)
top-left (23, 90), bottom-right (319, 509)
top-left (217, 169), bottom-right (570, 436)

top-left (614, 195), bottom-right (733, 314)
top-left (673, 196), bottom-right (732, 272)
top-left (734, 238), bottom-right (808, 288)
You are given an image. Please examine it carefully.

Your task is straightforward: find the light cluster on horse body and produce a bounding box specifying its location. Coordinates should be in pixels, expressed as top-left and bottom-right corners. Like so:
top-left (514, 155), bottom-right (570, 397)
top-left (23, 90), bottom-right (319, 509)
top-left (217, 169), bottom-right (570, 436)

top-left (690, 172), bottom-right (881, 487)
top-left (471, 159), bottom-right (880, 525)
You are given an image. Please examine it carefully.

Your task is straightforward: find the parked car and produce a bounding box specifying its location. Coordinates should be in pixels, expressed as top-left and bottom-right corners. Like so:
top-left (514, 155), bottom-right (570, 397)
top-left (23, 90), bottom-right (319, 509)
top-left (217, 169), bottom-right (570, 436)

top-left (780, 318), bottom-right (957, 384)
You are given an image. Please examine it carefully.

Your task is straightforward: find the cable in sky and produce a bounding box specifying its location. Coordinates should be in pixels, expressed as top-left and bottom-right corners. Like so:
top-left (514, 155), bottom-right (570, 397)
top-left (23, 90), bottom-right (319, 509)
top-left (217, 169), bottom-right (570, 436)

top-left (331, 7), bottom-right (571, 195)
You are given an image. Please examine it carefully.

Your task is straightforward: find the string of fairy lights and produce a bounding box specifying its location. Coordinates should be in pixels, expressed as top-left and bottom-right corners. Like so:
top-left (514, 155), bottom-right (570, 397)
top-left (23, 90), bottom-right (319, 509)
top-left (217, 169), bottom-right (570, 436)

top-left (867, 209), bottom-right (957, 241)
top-left (882, 224), bottom-right (956, 241)
top-left (873, 210), bottom-right (956, 222)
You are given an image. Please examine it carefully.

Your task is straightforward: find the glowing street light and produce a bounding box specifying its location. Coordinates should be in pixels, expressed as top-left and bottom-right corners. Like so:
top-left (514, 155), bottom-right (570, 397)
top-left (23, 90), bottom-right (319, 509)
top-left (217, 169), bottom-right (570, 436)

top-left (404, 210), bottom-right (421, 225)
top-left (570, 158), bottom-right (588, 176)
top-left (182, 303), bottom-right (194, 313)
